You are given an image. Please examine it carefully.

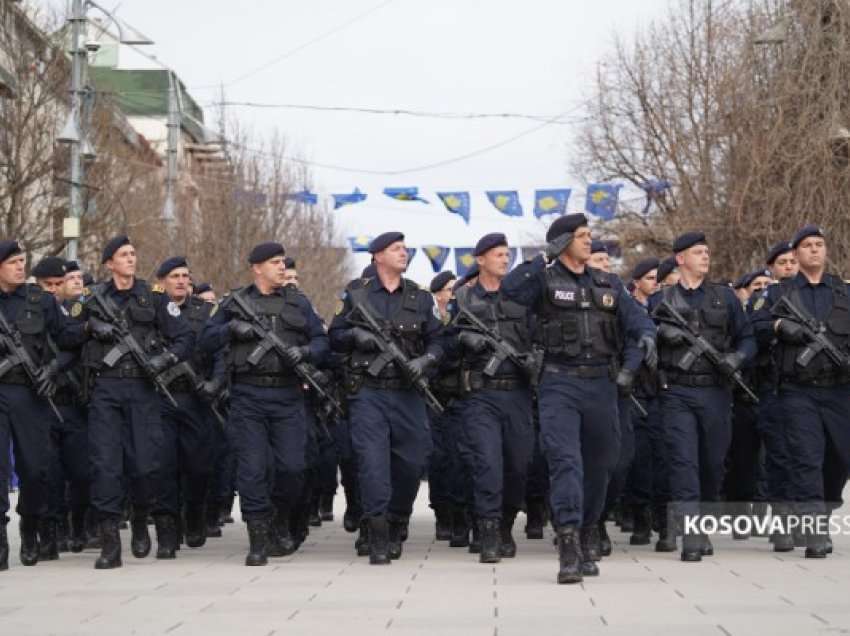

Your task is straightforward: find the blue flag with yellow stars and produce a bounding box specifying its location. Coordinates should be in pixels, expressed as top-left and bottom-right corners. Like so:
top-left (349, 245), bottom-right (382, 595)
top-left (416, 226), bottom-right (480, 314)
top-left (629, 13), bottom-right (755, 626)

top-left (585, 184), bottom-right (622, 221)
top-left (406, 248), bottom-right (417, 264)
top-left (384, 187), bottom-right (429, 204)
top-left (454, 248), bottom-right (476, 277)
top-left (422, 245), bottom-right (451, 272)
top-left (288, 190), bottom-right (318, 205)
top-left (533, 189), bottom-right (570, 219)
top-left (437, 192), bottom-right (471, 224)
top-left (333, 188), bottom-right (367, 210)
top-left (486, 191), bottom-right (523, 217)
top-left (348, 235), bottom-right (373, 252)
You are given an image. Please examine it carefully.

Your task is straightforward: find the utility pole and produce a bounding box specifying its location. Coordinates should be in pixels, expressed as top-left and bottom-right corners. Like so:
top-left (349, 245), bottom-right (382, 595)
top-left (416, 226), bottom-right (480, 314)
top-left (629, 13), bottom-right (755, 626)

top-left (64, 0), bottom-right (85, 262)
top-left (163, 70), bottom-right (180, 248)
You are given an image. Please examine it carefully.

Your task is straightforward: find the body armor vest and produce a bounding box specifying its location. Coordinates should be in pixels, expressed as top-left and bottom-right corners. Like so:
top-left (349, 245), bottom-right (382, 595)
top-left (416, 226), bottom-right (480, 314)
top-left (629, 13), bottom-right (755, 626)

top-left (8, 284), bottom-right (49, 365)
top-left (182, 296), bottom-right (214, 374)
top-left (535, 265), bottom-right (621, 364)
top-left (658, 283), bottom-right (731, 376)
top-left (227, 287), bottom-right (309, 375)
top-left (347, 278), bottom-right (425, 378)
top-left (774, 275), bottom-right (850, 382)
top-left (455, 285), bottom-right (531, 376)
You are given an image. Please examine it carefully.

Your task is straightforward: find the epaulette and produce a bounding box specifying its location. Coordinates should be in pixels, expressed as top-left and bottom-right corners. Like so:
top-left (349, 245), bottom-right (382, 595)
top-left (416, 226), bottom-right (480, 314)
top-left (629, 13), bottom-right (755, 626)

top-left (151, 283), bottom-right (165, 294)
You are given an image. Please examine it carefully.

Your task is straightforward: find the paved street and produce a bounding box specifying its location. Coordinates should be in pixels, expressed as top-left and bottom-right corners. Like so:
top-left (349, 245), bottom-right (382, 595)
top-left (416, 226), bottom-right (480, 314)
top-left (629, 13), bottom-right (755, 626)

top-left (3, 490), bottom-right (850, 636)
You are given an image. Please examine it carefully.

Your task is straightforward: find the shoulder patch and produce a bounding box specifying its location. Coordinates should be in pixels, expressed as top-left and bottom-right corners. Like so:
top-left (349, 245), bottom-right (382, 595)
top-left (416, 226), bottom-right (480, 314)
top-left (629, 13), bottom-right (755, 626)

top-left (335, 299), bottom-right (345, 315)
top-left (152, 283), bottom-right (165, 294)
top-left (70, 302), bottom-right (83, 318)
top-left (753, 296), bottom-right (765, 311)
top-left (210, 302), bottom-right (220, 317)
top-left (166, 301), bottom-right (181, 317)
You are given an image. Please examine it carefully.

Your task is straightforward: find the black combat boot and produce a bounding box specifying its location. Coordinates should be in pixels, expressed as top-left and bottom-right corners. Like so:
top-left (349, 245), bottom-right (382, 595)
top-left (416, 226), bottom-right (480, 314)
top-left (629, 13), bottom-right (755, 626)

top-left (206, 502), bottom-right (223, 539)
top-left (38, 516), bottom-right (59, 561)
top-left (70, 507), bottom-right (87, 553)
top-left (19, 516), bottom-right (39, 566)
top-left (342, 480), bottom-right (361, 533)
top-left (56, 514), bottom-right (71, 553)
top-left (270, 508), bottom-right (297, 557)
top-left (245, 519), bottom-right (269, 566)
top-left (525, 497), bottom-right (545, 540)
top-left (220, 496), bottom-right (235, 524)
top-left (84, 508), bottom-right (101, 550)
top-left (598, 520), bottom-right (612, 556)
top-left (479, 518), bottom-right (501, 564)
top-left (680, 532), bottom-right (702, 562)
top-left (434, 505), bottom-right (452, 541)
top-left (387, 516), bottom-right (406, 560)
top-left (320, 494), bottom-right (334, 522)
top-left (369, 515), bottom-right (391, 565)
top-left (805, 518), bottom-right (829, 559)
top-left (469, 520), bottom-right (482, 554)
top-left (130, 509), bottom-right (151, 558)
top-left (630, 505), bottom-right (652, 546)
top-left (449, 505), bottom-right (470, 548)
top-left (500, 510), bottom-right (518, 558)
top-left (579, 526), bottom-right (600, 576)
top-left (309, 495), bottom-right (322, 527)
top-left (355, 519), bottom-right (370, 556)
top-left (0, 524), bottom-right (8, 571)
top-left (184, 505), bottom-right (206, 548)
top-left (654, 505), bottom-right (677, 552)
top-left (701, 535), bottom-right (714, 556)
top-left (154, 515), bottom-right (178, 559)
top-left (619, 506), bottom-right (635, 533)
top-left (94, 518), bottom-right (122, 569)
top-left (556, 526), bottom-right (583, 584)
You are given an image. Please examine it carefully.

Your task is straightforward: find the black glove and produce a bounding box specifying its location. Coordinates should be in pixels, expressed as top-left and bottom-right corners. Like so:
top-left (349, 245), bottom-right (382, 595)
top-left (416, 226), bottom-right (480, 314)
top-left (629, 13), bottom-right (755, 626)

top-left (615, 368), bottom-right (635, 398)
top-left (658, 323), bottom-right (687, 346)
top-left (775, 319), bottom-right (809, 345)
top-left (638, 334), bottom-right (658, 372)
top-left (229, 319), bottom-right (256, 342)
top-left (718, 351), bottom-right (745, 377)
top-left (352, 327), bottom-right (381, 352)
top-left (34, 359), bottom-right (60, 398)
top-left (405, 353), bottom-right (436, 382)
top-left (149, 351), bottom-right (177, 375)
top-left (458, 331), bottom-right (488, 354)
top-left (87, 317), bottom-right (118, 342)
top-left (282, 345), bottom-right (310, 368)
top-left (197, 376), bottom-right (225, 403)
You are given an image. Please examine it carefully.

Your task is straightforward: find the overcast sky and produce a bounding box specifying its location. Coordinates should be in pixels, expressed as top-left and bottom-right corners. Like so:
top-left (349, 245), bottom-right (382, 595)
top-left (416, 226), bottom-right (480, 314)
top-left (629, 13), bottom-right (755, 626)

top-left (49, 0), bottom-right (671, 282)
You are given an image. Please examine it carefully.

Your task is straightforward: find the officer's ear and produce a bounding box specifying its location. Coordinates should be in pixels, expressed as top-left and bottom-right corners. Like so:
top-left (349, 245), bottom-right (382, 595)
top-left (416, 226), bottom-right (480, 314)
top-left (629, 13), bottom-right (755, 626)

top-left (675, 252), bottom-right (685, 267)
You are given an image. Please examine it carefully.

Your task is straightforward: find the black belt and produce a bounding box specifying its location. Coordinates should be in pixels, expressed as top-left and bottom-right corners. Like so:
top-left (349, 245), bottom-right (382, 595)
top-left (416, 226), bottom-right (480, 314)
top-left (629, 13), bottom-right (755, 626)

top-left (97, 364), bottom-right (147, 379)
top-left (234, 374), bottom-right (300, 388)
top-left (0, 368), bottom-right (30, 386)
top-left (543, 363), bottom-right (611, 379)
top-left (782, 375), bottom-right (849, 388)
top-left (467, 372), bottom-right (525, 391)
top-left (362, 376), bottom-right (412, 390)
top-left (664, 372), bottom-right (721, 388)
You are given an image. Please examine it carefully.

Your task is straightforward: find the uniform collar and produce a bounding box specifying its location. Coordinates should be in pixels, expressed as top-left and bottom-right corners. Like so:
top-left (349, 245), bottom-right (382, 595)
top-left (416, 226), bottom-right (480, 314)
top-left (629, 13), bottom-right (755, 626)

top-left (794, 270), bottom-right (831, 288)
top-left (372, 275), bottom-right (404, 294)
top-left (676, 279), bottom-right (706, 294)
top-left (0, 284), bottom-right (26, 299)
top-left (553, 259), bottom-right (589, 281)
top-left (472, 281), bottom-right (499, 298)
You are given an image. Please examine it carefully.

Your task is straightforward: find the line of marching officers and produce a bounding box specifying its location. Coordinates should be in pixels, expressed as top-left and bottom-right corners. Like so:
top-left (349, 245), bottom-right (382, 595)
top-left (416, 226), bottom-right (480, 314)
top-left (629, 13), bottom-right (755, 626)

top-left (0, 216), bottom-right (846, 584)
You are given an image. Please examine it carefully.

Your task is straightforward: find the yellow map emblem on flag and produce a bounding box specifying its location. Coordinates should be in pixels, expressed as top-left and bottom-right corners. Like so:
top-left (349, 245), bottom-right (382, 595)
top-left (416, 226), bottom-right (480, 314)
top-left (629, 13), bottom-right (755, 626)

top-left (460, 253), bottom-right (474, 267)
top-left (443, 195), bottom-right (461, 210)
top-left (592, 190), bottom-right (609, 204)
top-left (495, 194), bottom-right (510, 210)
top-left (538, 196), bottom-right (559, 212)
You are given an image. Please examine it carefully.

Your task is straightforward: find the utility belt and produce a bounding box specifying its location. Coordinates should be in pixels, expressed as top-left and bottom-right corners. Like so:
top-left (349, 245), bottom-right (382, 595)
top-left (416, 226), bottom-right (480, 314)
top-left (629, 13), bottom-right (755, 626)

top-left (233, 373), bottom-right (301, 388)
top-left (96, 362), bottom-right (147, 380)
top-left (780, 374), bottom-right (850, 389)
top-left (542, 362), bottom-right (614, 380)
top-left (0, 367), bottom-right (30, 386)
top-left (663, 370), bottom-right (722, 388)
top-left (463, 370), bottom-right (526, 392)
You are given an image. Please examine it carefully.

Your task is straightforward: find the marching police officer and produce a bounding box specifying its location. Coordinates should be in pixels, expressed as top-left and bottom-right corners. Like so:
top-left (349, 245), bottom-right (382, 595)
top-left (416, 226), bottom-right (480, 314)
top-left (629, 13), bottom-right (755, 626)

top-left (0, 241), bottom-right (88, 570)
top-left (650, 232), bottom-right (756, 562)
top-left (201, 242), bottom-right (328, 566)
top-left (501, 214), bottom-right (655, 584)
top-left (329, 231), bottom-right (445, 565)
top-left (83, 235), bottom-right (194, 569)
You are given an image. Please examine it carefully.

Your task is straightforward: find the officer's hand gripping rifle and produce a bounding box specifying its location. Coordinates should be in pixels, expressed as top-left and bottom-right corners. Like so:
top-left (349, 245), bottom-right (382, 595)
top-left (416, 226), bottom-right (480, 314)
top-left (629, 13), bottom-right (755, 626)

top-left (227, 291), bottom-right (343, 418)
top-left (0, 309), bottom-right (63, 422)
top-left (772, 295), bottom-right (850, 370)
top-left (347, 295), bottom-right (445, 415)
top-left (87, 288), bottom-right (179, 408)
top-left (156, 361), bottom-right (227, 426)
top-left (654, 299), bottom-right (759, 403)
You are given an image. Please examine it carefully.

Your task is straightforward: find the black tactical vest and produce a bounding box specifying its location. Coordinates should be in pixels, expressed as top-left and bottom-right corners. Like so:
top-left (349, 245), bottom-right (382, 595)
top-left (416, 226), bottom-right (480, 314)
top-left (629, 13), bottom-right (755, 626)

top-left (774, 276), bottom-right (850, 382)
top-left (10, 284), bottom-right (49, 365)
top-left (181, 296), bottom-right (214, 373)
top-left (455, 285), bottom-right (531, 375)
top-left (535, 264), bottom-right (621, 364)
top-left (227, 287), bottom-right (309, 375)
top-left (347, 278), bottom-right (425, 377)
top-left (658, 283), bottom-right (731, 376)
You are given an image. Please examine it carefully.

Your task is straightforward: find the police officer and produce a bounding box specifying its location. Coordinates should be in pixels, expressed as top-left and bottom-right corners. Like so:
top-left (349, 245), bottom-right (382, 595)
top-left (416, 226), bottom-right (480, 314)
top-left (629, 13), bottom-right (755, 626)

top-left (201, 242), bottom-right (328, 566)
top-left (329, 231), bottom-right (445, 565)
top-left (451, 233), bottom-right (535, 563)
top-left (766, 241), bottom-right (799, 281)
top-left (752, 225), bottom-right (850, 558)
top-left (83, 235), bottom-right (194, 569)
top-left (501, 215), bottom-right (655, 584)
top-left (650, 232), bottom-right (756, 562)
top-left (0, 241), bottom-right (88, 570)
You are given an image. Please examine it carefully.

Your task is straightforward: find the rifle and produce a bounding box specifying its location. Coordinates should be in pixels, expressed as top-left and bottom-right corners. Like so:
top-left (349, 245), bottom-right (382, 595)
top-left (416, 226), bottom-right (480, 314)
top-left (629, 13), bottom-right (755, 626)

top-left (630, 394), bottom-right (648, 418)
top-left (347, 292), bottom-right (445, 415)
top-left (226, 291), bottom-right (343, 418)
top-left (87, 287), bottom-right (179, 408)
top-left (654, 299), bottom-right (759, 403)
top-left (452, 305), bottom-right (543, 387)
top-left (772, 294), bottom-right (850, 370)
top-left (156, 361), bottom-right (227, 427)
top-left (0, 308), bottom-right (63, 422)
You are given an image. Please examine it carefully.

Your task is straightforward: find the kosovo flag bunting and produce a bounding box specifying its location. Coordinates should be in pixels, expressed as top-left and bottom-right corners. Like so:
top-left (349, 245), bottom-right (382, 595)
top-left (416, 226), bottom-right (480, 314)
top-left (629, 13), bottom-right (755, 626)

top-left (348, 235), bottom-right (373, 252)
top-left (454, 248), bottom-right (476, 277)
top-left (333, 188), bottom-right (367, 210)
top-left (533, 189), bottom-right (570, 218)
top-left (437, 192), bottom-right (471, 224)
top-left (639, 179), bottom-right (671, 215)
top-left (486, 191), bottom-right (523, 217)
top-left (585, 184), bottom-right (622, 221)
top-left (422, 245), bottom-right (451, 272)
top-left (406, 248), bottom-right (417, 264)
top-left (383, 187), bottom-right (429, 203)
top-left (288, 190), bottom-right (318, 205)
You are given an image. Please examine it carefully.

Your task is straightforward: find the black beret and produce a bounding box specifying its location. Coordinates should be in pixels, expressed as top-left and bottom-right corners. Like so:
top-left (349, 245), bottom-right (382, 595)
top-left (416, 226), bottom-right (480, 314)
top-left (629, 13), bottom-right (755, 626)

top-left (765, 240), bottom-right (793, 265)
top-left (283, 256), bottom-right (296, 269)
top-left (82, 273), bottom-right (94, 287)
top-left (744, 269), bottom-right (771, 288)
top-left (248, 241), bottom-right (285, 264)
top-left (473, 232), bottom-right (508, 257)
top-left (64, 260), bottom-right (80, 273)
top-left (791, 224), bottom-right (825, 249)
top-left (590, 239), bottom-right (607, 254)
top-left (0, 240), bottom-right (22, 264)
top-left (360, 263), bottom-right (377, 279)
top-left (452, 263), bottom-right (479, 292)
top-left (631, 257), bottom-right (660, 281)
top-left (101, 235), bottom-right (131, 264)
top-left (156, 256), bottom-right (188, 279)
top-left (672, 231), bottom-right (707, 253)
top-left (369, 231), bottom-right (405, 254)
top-left (429, 270), bottom-right (456, 293)
top-left (31, 256), bottom-right (66, 279)
top-left (545, 213), bottom-right (588, 243)
top-left (193, 282), bottom-right (213, 295)
top-left (657, 256), bottom-right (677, 282)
